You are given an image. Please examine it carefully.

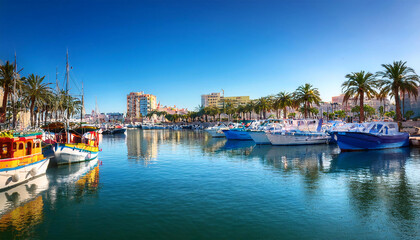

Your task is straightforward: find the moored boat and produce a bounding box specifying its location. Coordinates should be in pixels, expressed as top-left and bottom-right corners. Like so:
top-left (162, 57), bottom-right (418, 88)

top-left (222, 129), bottom-right (253, 140)
top-left (266, 119), bottom-right (329, 146)
top-left (204, 124), bottom-right (228, 138)
top-left (42, 123), bottom-right (100, 165)
top-left (267, 131), bottom-right (330, 145)
top-left (0, 131), bottom-right (50, 190)
top-left (335, 122), bottom-right (409, 151)
top-left (248, 120), bottom-right (285, 144)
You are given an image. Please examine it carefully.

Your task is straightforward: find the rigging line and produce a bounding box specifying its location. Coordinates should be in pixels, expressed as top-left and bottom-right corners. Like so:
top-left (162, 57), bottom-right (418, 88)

top-left (70, 74), bottom-right (81, 94)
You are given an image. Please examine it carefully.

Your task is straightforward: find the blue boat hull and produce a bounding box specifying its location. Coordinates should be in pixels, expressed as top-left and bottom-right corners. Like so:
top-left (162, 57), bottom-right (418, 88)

top-left (336, 132), bottom-right (409, 151)
top-left (222, 130), bottom-right (252, 140)
top-left (328, 131), bottom-right (338, 144)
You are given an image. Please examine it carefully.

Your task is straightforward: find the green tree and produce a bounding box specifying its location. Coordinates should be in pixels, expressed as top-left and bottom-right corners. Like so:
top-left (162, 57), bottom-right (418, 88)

top-left (385, 111), bottom-right (396, 119)
top-left (23, 74), bottom-right (51, 126)
top-left (294, 83), bottom-right (321, 118)
top-left (244, 102), bottom-right (254, 120)
top-left (342, 71), bottom-right (378, 122)
top-left (404, 110), bottom-right (414, 120)
top-left (334, 110), bottom-right (346, 119)
top-left (377, 61), bottom-right (420, 121)
top-left (378, 106), bottom-right (384, 117)
top-left (351, 105), bottom-right (375, 118)
top-left (255, 97), bottom-right (271, 119)
top-left (0, 61), bottom-right (18, 123)
top-left (276, 91), bottom-right (294, 119)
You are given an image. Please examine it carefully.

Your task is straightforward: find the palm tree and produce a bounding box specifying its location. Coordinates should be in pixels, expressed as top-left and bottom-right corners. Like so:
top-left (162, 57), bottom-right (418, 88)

top-left (400, 79), bottom-right (419, 119)
top-left (376, 87), bottom-right (388, 116)
top-left (244, 102), bottom-right (254, 120)
top-left (0, 61), bottom-right (16, 123)
top-left (342, 71), bottom-right (378, 122)
top-left (294, 83), bottom-right (321, 118)
top-left (23, 74), bottom-right (51, 126)
top-left (377, 61), bottom-right (420, 121)
top-left (255, 97), bottom-right (271, 119)
top-left (276, 91), bottom-right (294, 119)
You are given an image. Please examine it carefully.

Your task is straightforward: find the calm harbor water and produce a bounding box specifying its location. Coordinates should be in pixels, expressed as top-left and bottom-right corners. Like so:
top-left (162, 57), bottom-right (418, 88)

top-left (1, 129), bottom-right (420, 239)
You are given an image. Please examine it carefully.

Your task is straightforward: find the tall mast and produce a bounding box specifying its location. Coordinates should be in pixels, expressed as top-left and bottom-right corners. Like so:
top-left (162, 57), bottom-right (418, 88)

top-left (66, 49), bottom-right (70, 119)
top-left (66, 50), bottom-right (70, 143)
top-left (81, 81), bottom-right (84, 125)
top-left (95, 96), bottom-right (98, 124)
top-left (56, 67), bottom-right (60, 92)
top-left (12, 52), bottom-right (17, 128)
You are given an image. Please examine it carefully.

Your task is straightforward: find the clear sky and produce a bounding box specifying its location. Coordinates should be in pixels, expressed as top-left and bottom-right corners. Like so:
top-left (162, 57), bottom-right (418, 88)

top-left (1, 0), bottom-right (420, 113)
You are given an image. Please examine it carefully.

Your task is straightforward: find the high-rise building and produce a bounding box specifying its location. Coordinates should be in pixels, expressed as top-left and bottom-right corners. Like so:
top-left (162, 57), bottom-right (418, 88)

top-left (201, 92), bottom-right (250, 108)
top-left (217, 96), bottom-right (250, 108)
top-left (127, 92), bottom-right (157, 119)
top-left (140, 94), bottom-right (157, 116)
top-left (201, 93), bottom-right (221, 107)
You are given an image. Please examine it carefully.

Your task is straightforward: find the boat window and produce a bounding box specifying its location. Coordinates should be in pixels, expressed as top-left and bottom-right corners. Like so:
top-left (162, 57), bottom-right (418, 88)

top-left (36, 142), bottom-right (40, 148)
top-left (13, 142), bottom-right (17, 150)
top-left (26, 142), bottom-right (32, 155)
top-left (2, 144), bottom-right (8, 154)
top-left (33, 143), bottom-right (36, 148)
top-left (19, 143), bottom-right (24, 150)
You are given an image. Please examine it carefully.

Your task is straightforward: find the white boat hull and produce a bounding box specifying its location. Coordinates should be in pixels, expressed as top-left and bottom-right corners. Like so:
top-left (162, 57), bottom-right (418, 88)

top-left (53, 145), bottom-right (98, 165)
top-left (0, 174), bottom-right (49, 215)
top-left (267, 133), bottom-right (329, 146)
top-left (0, 158), bottom-right (50, 190)
top-left (205, 129), bottom-right (226, 138)
top-left (248, 131), bottom-right (271, 144)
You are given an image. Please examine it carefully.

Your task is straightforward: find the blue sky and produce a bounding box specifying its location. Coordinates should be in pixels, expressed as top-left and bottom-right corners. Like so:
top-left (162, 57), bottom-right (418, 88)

top-left (1, 0), bottom-right (420, 113)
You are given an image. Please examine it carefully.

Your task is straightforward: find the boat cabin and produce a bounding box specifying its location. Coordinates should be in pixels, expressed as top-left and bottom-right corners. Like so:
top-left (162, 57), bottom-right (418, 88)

top-left (0, 133), bottom-right (43, 160)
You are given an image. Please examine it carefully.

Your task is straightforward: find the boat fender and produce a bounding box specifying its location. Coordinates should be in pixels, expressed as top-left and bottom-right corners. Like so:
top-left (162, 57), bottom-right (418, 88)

top-left (30, 167), bottom-right (38, 176)
top-left (12, 173), bottom-right (20, 182)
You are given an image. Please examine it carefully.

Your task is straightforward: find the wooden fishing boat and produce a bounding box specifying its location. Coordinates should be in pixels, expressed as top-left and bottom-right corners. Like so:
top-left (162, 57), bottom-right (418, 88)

top-left (42, 52), bottom-right (100, 165)
top-left (42, 125), bottom-right (100, 165)
top-left (0, 131), bottom-right (50, 190)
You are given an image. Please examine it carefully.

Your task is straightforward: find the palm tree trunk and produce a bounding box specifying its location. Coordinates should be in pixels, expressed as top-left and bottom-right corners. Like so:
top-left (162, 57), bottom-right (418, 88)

top-left (30, 101), bottom-right (35, 127)
top-left (360, 93), bottom-right (365, 123)
top-left (402, 94), bottom-right (405, 119)
top-left (395, 90), bottom-right (402, 121)
top-left (0, 87), bottom-right (9, 123)
top-left (304, 102), bottom-right (308, 118)
top-left (283, 107), bottom-right (287, 119)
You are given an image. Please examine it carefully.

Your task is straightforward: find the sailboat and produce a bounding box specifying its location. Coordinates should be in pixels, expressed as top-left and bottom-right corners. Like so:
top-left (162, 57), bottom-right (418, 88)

top-left (43, 51), bottom-right (100, 165)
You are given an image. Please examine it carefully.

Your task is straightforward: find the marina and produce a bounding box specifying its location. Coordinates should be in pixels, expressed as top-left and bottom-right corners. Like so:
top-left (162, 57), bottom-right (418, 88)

top-left (1, 129), bottom-right (420, 239)
top-left (2, 0), bottom-right (420, 238)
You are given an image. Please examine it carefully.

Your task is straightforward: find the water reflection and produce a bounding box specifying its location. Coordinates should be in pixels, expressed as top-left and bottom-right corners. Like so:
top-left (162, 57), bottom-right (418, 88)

top-left (221, 140), bottom-right (255, 150)
top-left (250, 144), bottom-right (336, 171)
top-left (330, 148), bottom-right (410, 174)
top-left (126, 129), bottom-right (212, 165)
top-left (0, 174), bottom-right (48, 235)
top-left (47, 159), bottom-right (100, 203)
